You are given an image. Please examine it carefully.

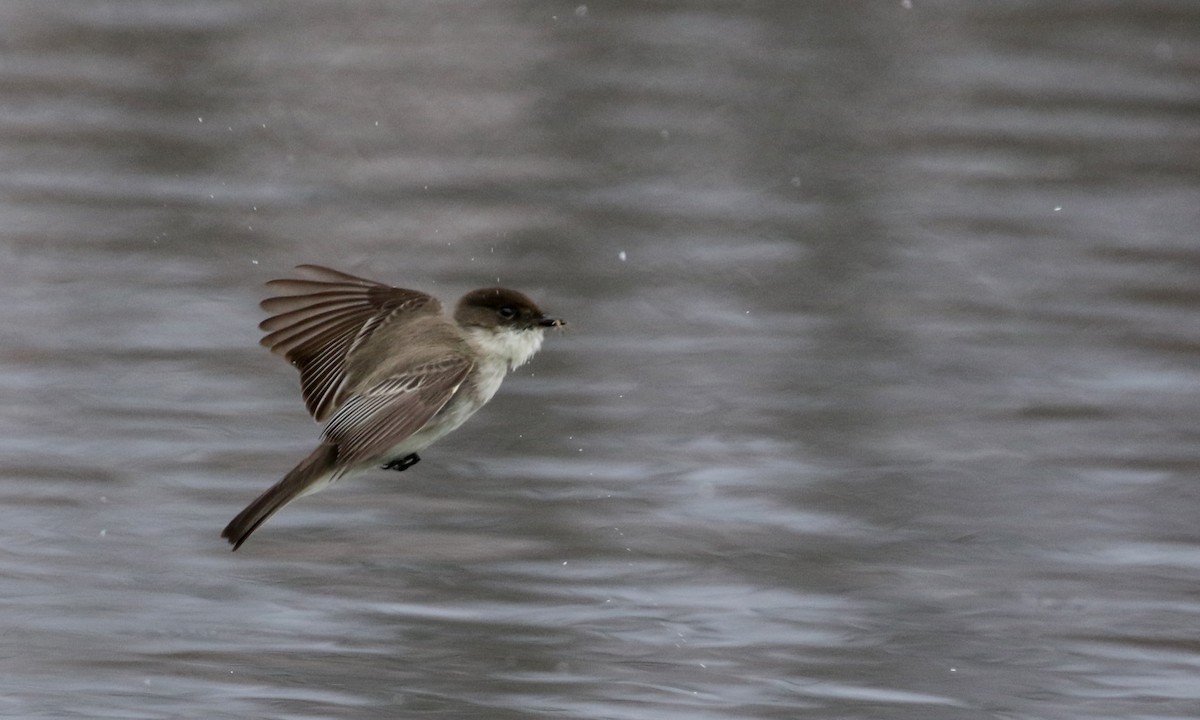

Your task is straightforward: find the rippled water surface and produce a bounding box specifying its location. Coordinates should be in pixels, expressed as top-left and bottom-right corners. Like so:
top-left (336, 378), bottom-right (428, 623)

top-left (3, 2), bottom-right (1200, 718)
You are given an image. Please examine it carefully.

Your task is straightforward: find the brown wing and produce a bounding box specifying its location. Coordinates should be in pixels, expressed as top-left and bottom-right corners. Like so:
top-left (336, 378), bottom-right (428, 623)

top-left (321, 357), bottom-right (473, 468)
top-left (259, 264), bottom-right (440, 422)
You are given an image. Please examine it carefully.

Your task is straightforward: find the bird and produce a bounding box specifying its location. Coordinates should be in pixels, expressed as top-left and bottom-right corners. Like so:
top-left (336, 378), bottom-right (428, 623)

top-left (221, 264), bottom-right (564, 550)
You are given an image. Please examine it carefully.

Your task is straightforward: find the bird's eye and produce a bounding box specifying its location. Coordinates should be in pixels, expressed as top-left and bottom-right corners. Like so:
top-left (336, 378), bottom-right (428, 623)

top-left (498, 306), bottom-right (517, 319)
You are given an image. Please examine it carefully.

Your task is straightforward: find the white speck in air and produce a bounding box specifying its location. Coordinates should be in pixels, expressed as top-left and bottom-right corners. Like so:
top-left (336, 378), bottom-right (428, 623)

top-left (618, 250), bottom-right (627, 261)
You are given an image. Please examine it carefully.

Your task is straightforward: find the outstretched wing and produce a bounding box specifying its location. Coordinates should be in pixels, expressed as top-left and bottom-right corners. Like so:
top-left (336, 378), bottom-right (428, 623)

top-left (259, 264), bottom-right (440, 422)
top-left (322, 357), bottom-right (473, 468)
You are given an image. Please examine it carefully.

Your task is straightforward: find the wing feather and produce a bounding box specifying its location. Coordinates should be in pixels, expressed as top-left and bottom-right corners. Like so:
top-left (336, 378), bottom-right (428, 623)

top-left (258, 304), bottom-right (372, 355)
top-left (294, 264), bottom-right (385, 284)
top-left (260, 308), bottom-right (365, 353)
top-left (257, 265), bottom-right (441, 422)
top-left (259, 294), bottom-right (377, 326)
top-left (323, 358), bottom-right (473, 467)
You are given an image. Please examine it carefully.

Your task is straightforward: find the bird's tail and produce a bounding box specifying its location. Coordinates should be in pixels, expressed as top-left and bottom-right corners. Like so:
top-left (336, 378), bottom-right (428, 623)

top-left (221, 443), bottom-right (339, 551)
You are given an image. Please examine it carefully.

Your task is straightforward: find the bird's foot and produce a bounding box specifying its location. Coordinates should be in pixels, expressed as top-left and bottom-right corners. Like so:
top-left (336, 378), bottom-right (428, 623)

top-left (382, 453), bottom-right (420, 472)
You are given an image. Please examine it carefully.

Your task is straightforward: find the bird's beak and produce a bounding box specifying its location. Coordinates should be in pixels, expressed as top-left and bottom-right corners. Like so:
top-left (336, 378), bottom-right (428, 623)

top-left (538, 317), bottom-right (566, 328)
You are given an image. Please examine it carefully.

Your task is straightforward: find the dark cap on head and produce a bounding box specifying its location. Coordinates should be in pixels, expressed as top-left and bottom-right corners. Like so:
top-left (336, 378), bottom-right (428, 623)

top-left (454, 288), bottom-right (564, 329)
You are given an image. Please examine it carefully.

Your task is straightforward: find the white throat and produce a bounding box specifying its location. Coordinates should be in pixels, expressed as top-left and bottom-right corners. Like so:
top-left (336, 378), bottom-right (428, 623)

top-left (465, 326), bottom-right (545, 371)
top-left (460, 326), bottom-right (545, 409)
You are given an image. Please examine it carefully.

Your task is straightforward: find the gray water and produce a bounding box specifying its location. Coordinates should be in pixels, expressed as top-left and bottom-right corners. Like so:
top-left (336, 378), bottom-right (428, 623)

top-left (3, 2), bottom-right (1200, 718)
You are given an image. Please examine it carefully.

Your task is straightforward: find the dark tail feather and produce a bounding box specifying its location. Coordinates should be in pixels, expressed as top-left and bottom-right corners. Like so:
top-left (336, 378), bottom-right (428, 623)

top-left (221, 443), bottom-right (339, 551)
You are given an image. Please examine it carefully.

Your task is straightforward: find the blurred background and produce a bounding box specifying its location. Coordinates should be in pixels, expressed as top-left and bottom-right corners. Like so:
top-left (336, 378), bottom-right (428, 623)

top-left (2, 1), bottom-right (1199, 718)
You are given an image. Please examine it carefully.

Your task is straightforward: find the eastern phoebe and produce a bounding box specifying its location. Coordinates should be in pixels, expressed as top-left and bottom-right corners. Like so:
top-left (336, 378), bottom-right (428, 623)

top-left (221, 264), bottom-right (564, 550)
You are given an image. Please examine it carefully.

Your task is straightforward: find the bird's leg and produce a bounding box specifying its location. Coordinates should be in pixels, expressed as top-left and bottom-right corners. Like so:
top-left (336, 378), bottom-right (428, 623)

top-left (382, 453), bottom-right (421, 472)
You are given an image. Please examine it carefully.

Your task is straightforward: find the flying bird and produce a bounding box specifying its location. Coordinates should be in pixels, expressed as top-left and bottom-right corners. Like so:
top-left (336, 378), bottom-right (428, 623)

top-left (221, 264), bottom-right (564, 550)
